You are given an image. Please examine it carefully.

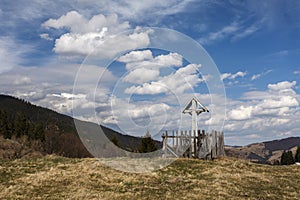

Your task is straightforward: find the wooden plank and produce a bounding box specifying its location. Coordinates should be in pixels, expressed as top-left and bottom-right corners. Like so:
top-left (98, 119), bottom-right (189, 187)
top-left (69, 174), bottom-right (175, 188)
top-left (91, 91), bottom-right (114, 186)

top-left (162, 131), bottom-right (167, 158)
top-left (211, 131), bottom-right (217, 159)
top-left (189, 130), bottom-right (192, 158)
top-left (172, 130), bottom-right (174, 147)
top-left (193, 130), bottom-right (196, 158)
top-left (176, 130), bottom-right (178, 147)
top-left (180, 130), bottom-right (183, 155)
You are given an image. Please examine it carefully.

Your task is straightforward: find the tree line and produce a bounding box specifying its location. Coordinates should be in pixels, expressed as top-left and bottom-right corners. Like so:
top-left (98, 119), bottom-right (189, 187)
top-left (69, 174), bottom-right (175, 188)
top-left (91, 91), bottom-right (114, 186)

top-left (0, 109), bottom-right (90, 158)
top-left (0, 110), bottom-right (44, 141)
top-left (280, 147), bottom-right (300, 165)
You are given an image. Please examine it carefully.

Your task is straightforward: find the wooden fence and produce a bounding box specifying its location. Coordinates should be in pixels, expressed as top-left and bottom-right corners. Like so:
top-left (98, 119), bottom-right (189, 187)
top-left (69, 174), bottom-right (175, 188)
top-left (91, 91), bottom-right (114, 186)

top-left (162, 130), bottom-right (225, 159)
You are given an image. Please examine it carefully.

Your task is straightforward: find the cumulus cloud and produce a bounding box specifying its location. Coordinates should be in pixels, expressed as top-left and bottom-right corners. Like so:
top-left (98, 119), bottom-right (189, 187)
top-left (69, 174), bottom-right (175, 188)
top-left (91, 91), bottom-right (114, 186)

top-left (268, 81), bottom-right (296, 91)
top-left (260, 96), bottom-right (298, 109)
top-left (53, 29), bottom-right (150, 58)
top-left (42, 11), bottom-right (151, 58)
top-left (125, 64), bottom-right (202, 95)
top-left (118, 50), bottom-right (183, 84)
top-left (43, 11), bottom-right (130, 34)
top-left (228, 96), bottom-right (298, 121)
top-left (120, 51), bottom-right (183, 70)
top-left (117, 50), bottom-right (153, 63)
top-left (228, 105), bottom-right (252, 121)
top-left (123, 68), bottom-right (160, 84)
top-left (228, 81), bottom-right (298, 121)
top-left (225, 80), bottom-right (300, 145)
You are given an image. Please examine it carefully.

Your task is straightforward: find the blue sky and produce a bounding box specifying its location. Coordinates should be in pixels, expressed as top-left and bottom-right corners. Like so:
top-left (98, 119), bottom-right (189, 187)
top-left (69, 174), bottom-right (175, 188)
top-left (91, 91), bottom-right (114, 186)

top-left (0, 0), bottom-right (299, 145)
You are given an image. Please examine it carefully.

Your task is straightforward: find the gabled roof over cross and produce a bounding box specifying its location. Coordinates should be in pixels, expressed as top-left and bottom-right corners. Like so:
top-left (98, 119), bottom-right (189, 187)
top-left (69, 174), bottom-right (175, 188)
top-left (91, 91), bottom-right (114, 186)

top-left (182, 97), bottom-right (209, 116)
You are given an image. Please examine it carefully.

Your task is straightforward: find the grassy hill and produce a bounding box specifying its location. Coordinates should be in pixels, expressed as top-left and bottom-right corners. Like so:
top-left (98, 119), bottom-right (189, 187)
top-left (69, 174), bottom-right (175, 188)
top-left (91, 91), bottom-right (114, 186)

top-left (0, 156), bottom-right (299, 199)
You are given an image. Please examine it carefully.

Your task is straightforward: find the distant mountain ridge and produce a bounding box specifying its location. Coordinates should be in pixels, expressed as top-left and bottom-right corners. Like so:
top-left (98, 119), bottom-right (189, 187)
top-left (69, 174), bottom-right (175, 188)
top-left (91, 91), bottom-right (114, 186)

top-left (225, 137), bottom-right (300, 164)
top-left (0, 94), bottom-right (159, 159)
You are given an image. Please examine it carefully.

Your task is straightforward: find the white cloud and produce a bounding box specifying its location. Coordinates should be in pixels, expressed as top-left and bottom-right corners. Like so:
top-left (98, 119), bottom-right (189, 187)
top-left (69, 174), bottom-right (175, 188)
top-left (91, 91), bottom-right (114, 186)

top-left (250, 74), bottom-right (261, 81)
top-left (228, 105), bottom-right (253, 121)
top-left (86, 0), bottom-right (196, 21)
top-left (122, 52), bottom-right (183, 70)
top-left (241, 91), bottom-right (270, 100)
top-left (43, 11), bottom-right (85, 31)
top-left (0, 63), bottom-right (116, 117)
top-left (42, 11), bottom-right (151, 58)
top-left (251, 70), bottom-right (272, 81)
top-left (199, 17), bottom-right (263, 45)
top-left (52, 29), bottom-right (150, 58)
top-left (154, 53), bottom-right (183, 68)
top-left (220, 73), bottom-right (231, 80)
top-left (199, 22), bottom-right (240, 45)
top-left (268, 81), bottom-right (296, 91)
top-left (225, 79), bottom-right (300, 145)
top-left (221, 71), bottom-right (247, 80)
top-left (125, 82), bottom-right (168, 95)
top-left (39, 33), bottom-right (53, 41)
top-left (118, 51), bottom-right (183, 84)
top-left (123, 68), bottom-right (160, 84)
top-left (232, 23), bottom-right (261, 41)
top-left (117, 50), bottom-right (153, 63)
top-left (228, 95), bottom-right (298, 121)
top-left (102, 96), bottom-right (176, 136)
top-left (43, 11), bottom-right (130, 34)
top-left (13, 76), bottom-right (32, 85)
top-left (125, 64), bottom-right (202, 95)
top-left (260, 96), bottom-right (298, 109)
top-left (0, 37), bottom-right (28, 74)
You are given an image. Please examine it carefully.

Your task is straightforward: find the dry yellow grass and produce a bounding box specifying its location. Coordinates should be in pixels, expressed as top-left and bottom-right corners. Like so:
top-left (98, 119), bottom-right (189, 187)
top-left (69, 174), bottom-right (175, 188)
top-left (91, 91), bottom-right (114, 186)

top-left (0, 155), bottom-right (300, 199)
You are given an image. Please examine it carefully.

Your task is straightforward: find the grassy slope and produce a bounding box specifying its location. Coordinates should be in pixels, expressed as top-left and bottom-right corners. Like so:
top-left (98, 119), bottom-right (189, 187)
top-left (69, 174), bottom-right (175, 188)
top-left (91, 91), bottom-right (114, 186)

top-left (0, 156), bottom-right (300, 200)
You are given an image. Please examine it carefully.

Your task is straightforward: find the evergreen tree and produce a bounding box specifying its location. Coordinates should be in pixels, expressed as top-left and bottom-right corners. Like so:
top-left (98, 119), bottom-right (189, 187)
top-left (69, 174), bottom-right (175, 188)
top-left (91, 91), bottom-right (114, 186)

top-left (138, 133), bottom-right (158, 153)
top-left (7, 116), bottom-right (15, 139)
top-left (281, 150), bottom-right (295, 165)
top-left (0, 110), bottom-right (5, 136)
top-left (14, 113), bottom-right (27, 138)
top-left (287, 151), bottom-right (295, 164)
top-left (33, 122), bottom-right (45, 141)
top-left (295, 146), bottom-right (300, 163)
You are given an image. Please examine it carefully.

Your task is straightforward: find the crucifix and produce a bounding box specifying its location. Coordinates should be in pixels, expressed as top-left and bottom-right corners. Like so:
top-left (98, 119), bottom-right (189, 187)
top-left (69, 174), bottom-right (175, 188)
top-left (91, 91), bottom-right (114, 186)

top-left (182, 97), bottom-right (209, 134)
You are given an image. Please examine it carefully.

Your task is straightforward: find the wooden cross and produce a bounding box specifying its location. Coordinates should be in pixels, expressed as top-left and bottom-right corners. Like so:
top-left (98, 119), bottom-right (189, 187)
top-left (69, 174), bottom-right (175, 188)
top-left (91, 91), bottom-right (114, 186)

top-left (182, 97), bottom-right (209, 134)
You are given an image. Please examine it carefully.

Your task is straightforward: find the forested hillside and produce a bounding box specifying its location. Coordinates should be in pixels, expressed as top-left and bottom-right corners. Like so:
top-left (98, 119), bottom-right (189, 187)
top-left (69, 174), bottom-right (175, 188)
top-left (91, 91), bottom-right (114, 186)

top-left (0, 95), bottom-right (159, 159)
